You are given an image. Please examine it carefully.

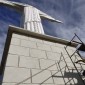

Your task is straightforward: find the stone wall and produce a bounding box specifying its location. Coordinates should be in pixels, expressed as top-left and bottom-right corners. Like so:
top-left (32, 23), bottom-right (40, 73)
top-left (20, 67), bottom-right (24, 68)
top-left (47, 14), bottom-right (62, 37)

top-left (1, 33), bottom-right (84, 85)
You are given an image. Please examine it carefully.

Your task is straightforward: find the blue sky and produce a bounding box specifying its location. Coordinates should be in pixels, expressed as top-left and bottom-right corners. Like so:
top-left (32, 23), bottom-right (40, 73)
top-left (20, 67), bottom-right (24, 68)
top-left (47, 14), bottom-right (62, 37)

top-left (0, 0), bottom-right (85, 62)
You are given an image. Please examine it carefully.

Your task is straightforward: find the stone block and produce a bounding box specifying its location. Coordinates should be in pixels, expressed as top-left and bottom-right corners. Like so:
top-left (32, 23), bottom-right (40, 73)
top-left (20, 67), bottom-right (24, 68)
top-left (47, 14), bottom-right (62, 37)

top-left (42, 84), bottom-right (55, 85)
top-left (63, 48), bottom-right (74, 55)
top-left (11, 37), bottom-right (20, 45)
top-left (12, 33), bottom-right (28, 40)
top-left (81, 64), bottom-right (85, 69)
top-left (28, 37), bottom-right (43, 43)
top-left (37, 43), bottom-right (51, 51)
top-left (51, 46), bottom-right (64, 53)
top-left (71, 55), bottom-right (78, 62)
top-left (2, 83), bottom-right (38, 85)
top-left (43, 40), bottom-right (55, 46)
top-left (32, 69), bottom-right (53, 83)
top-left (57, 61), bottom-right (66, 70)
top-left (2, 83), bottom-right (16, 85)
top-left (21, 40), bottom-right (37, 48)
top-left (46, 52), bottom-right (61, 61)
top-left (3, 67), bottom-right (31, 83)
top-left (67, 46), bottom-right (76, 51)
top-left (61, 55), bottom-right (72, 63)
top-left (75, 64), bottom-right (82, 68)
top-left (6, 54), bottom-right (18, 67)
top-left (41, 84), bottom-right (54, 85)
top-left (9, 45), bottom-right (29, 56)
top-left (30, 48), bottom-right (47, 59)
top-left (19, 56), bottom-right (39, 69)
top-left (55, 43), bottom-right (65, 48)
top-left (19, 84), bottom-right (39, 85)
top-left (67, 62), bottom-right (75, 68)
top-left (73, 55), bottom-right (81, 60)
top-left (40, 59), bottom-right (57, 71)
top-left (52, 71), bottom-right (66, 85)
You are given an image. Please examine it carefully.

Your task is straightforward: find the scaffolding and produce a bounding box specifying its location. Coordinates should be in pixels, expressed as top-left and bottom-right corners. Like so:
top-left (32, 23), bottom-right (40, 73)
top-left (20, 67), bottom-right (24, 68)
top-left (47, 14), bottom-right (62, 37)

top-left (56, 33), bottom-right (85, 85)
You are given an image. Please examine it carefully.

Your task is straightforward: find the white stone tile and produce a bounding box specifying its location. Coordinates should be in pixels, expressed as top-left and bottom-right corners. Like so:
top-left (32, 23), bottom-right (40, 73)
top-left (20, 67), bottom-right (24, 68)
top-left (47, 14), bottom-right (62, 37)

top-left (11, 37), bottom-right (20, 45)
top-left (51, 46), bottom-right (64, 53)
top-left (63, 48), bottom-right (74, 55)
top-left (55, 43), bottom-right (65, 48)
top-left (43, 40), bottom-right (55, 46)
top-left (74, 55), bottom-right (81, 60)
top-left (46, 52), bottom-right (61, 61)
top-left (52, 71), bottom-right (66, 85)
top-left (21, 40), bottom-right (37, 48)
top-left (37, 43), bottom-right (51, 51)
top-left (67, 46), bottom-right (76, 51)
top-left (30, 48), bottom-right (47, 59)
top-left (19, 56), bottom-right (39, 69)
top-left (32, 69), bottom-right (53, 83)
top-left (3, 67), bottom-right (31, 83)
top-left (12, 33), bottom-right (28, 40)
top-left (40, 59), bottom-right (57, 71)
top-left (75, 64), bottom-right (82, 68)
top-left (66, 62), bottom-right (75, 68)
top-left (2, 83), bottom-right (16, 85)
top-left (81, 64), bottom-right (85, 69)
top-left (61, 55), bottom-right (72, 63)
top-left (71, 55), bottom-right (79, 62)
top-left (19, 84), bottom-right (39, 85)
top-left (42, 84), bottom-right (55, 85)
top-left (53, 77), bottom-right (65, 84)
top-left (28, 37), bottom-right (43, 43)
top-left (57, 61), bottom-right (66, 70)
top-left (9, 45), bottom-right (29, 56)
top-left (32, 69), bottom-right (41, 75)
top-left (6, 54), bottom-right (18, 67)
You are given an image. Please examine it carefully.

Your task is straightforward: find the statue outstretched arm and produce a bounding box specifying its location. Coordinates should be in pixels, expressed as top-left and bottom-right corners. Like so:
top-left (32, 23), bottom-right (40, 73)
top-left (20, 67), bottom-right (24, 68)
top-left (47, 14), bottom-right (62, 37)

top-left (0, 0), bottom-right (15, 6)
top-left (39, 10), bottom-right (63, 23)
top-left (0, 0), bottom-right (63, 23)
top-left (0, 0), bottom-right (25, 11)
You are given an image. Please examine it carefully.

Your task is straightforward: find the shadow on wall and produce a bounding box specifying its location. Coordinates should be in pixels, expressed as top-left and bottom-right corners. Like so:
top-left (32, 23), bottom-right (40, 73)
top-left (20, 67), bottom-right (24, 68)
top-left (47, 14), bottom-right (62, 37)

top-left (53, 70), bottom-right (84, 85)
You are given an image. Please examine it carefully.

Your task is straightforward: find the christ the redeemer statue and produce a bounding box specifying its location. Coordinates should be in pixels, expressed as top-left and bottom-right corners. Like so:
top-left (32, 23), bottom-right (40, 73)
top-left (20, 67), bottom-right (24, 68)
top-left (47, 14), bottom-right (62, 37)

top-left (0, 0), bottom-right (62, 34)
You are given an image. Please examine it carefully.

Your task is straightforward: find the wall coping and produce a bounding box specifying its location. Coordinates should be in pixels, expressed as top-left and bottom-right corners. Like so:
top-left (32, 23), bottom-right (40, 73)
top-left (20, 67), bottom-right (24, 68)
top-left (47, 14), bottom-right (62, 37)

top-left (8, 25), bottom-right (77, 47)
